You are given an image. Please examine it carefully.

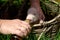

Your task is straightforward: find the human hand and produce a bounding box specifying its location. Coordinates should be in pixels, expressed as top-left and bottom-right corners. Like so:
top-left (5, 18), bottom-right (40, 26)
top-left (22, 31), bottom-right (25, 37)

top-left (0, 19), bottom-right (31, 37)
top-left (27, 7), bottom-right (45, 23)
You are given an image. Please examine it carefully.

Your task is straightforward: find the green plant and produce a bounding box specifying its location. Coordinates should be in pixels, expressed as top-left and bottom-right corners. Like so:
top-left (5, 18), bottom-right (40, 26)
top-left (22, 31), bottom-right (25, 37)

top-left (0, 0), bottom-right (60, 40)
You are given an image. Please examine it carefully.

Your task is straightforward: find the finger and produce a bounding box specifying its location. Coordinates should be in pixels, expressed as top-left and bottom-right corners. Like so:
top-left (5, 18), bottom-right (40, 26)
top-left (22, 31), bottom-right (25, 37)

top-left (18, 27), bottom-right (28, 36)
top-left (11, 29), bottom-right (24, 37)
top-left (13, 20), bottom-right (31, 30)
top-left (16, 25), bottom-right (29, 36)
top-left (21, 21), bottom-right (31, 30)
top-left (19, 23), bottom-right (31, 34)
top-left (21, 21), bottom-right (30, 27)
top-left (16, 20), bottom-right (31, 30)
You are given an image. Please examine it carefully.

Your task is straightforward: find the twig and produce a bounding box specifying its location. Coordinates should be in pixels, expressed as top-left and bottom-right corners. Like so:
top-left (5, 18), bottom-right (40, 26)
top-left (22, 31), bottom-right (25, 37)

top-left (45, 14), bottom-right (60, 24)
top-left (33, 25), bottom-right (53, 34)
top-left (49, 0), bottom-right (59, 5)
top-left (33, 14), bottom-right (60, 27)
top-left (33, 29), bottom-right (43, 34)
top-left (46, 25), bottom-right (53, 33)
top-left (37, 25), bottom-right (54, 40)
top-left (37, 27), bottom-right (47, 40)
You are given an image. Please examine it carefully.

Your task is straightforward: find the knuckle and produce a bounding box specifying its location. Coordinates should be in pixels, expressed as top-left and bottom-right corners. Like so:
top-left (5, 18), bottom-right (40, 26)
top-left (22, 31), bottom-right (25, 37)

top-left (28, 26), bottom-right (31, 30)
